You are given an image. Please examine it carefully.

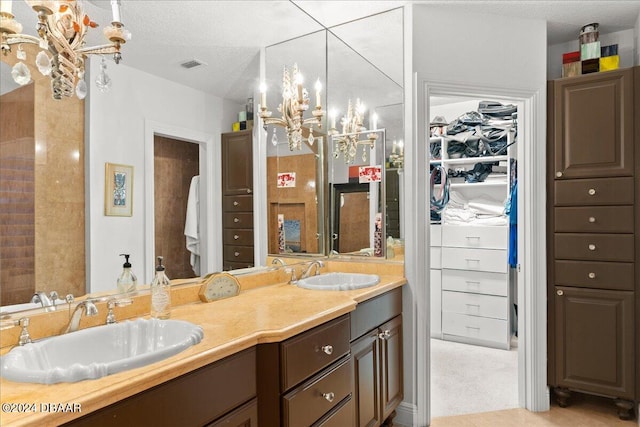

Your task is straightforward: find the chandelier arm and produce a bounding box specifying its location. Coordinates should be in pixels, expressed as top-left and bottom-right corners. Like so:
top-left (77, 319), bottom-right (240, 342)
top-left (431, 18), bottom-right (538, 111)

top-left (262, 118), bottom-right (287, 127)
top-left (3, 33), bottom-right (41, 46)
top-left (77, 44), bottom-right (120, 55)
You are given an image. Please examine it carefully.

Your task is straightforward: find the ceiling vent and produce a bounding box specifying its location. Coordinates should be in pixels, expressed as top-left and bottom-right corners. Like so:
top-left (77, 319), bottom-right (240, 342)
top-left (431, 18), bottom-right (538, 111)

top-left (180, 59), bottom-right (207, 70)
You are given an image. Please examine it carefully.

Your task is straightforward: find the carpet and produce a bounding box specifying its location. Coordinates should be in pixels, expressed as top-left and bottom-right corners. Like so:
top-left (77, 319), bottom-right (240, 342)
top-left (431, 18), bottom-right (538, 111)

top-left (430, 338), bottom-right (519, 418)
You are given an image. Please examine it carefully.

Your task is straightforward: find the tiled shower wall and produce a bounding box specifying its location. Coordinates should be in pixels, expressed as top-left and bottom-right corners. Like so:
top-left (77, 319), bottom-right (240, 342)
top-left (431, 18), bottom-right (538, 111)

top-left (0, 84), bottom-right (35, 305)
top-left (1, 44), bottom-right (85, 307)
top-left (154, 136), bottom-right (199, 279)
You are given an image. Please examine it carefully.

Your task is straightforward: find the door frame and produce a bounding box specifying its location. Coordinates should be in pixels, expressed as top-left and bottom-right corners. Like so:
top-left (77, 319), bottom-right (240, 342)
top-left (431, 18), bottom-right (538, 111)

top-left (406, 75), bottom-right (548, 425)
top-left (144, 119), bottom-right (218, 284)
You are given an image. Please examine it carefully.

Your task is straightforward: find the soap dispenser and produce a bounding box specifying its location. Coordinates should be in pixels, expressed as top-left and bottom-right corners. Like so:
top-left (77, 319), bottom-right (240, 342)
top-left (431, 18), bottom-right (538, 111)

top-left (117, 254), bottom-right (137, 294)
top-left (150, 256), bottom-right (171, 319)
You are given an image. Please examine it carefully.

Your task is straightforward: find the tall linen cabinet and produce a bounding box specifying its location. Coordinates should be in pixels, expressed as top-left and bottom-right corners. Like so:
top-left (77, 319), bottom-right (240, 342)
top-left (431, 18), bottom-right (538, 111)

top-left (546, 66), bottom-right (639, 420)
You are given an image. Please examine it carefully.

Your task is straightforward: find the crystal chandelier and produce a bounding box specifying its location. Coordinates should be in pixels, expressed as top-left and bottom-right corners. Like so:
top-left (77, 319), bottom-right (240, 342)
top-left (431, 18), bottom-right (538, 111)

top-left (389, 139), bottom-right (404, 169)
top-left (0, 0), bottom-right (130, 99)
top-left (330, 98), bottom-right (379, 164)
top-left (259, 63), bottom-right (324, 151)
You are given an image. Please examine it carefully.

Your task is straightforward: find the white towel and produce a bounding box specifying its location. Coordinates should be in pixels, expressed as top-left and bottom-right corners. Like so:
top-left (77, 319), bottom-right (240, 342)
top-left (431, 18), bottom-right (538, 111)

top-left (184, 175), bottom-right (200, 275)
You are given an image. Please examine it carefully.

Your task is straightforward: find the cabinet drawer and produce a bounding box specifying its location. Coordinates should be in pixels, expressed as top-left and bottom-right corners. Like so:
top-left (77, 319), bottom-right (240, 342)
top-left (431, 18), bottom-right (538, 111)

top-left (224, 261), bottom-right (254, 271)
top-left (554, 177), bottom-right (634, 206)
top-left (223, 229), bottom-right (253, 246)
top-left (554, 206), bottom-right (634, 233)
top-left (223, 212), bottom-right (253, 229)
top-left (554, 260), bottom-right (634, 291)
top-left (223, 195), bottom-right (253, 212)
top-left (442, 290), bottom-right (508, 320)
top-left (442, 312), bottom-right (509, 345)
top-left (430, 224), bottom-right (442, 246)
top-left (282, 315), bottom-right (350, 391)
top-left (430, 269), bottom-right (442, 336)
top-left (441, 269), bottom-right (508, 296)
top-left (283, 356), bottom-right (352, 427)
top-left (351, 287), bottom-right (402, 341)
top-left (554, 233), bottom-right (634, 262)
top-left (313, 396), bottom-right (353, 427)
top-left (442, 225), bottom-right (507, 249)
top-left (431, 247), bottom-right (442, 269)
top-left (223, 245), bottom-right (254, 263)
top-left (441, 247), bottom-right (508, 273)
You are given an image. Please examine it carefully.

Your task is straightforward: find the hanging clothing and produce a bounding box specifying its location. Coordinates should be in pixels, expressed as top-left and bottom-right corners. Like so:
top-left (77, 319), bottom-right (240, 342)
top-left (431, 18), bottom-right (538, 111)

top-left (506, 180), bottom-right (518, 268)
top-left (184, 175), bottom-right (200, 275)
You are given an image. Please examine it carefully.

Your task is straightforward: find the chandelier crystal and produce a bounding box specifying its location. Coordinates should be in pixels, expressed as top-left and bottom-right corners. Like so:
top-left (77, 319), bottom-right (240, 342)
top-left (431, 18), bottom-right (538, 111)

top-left (259, 63), bottom-right (324, 151)
top-left (0, 0), bottom-right (130, 99)
top-left (330, 98), bottom-right (379, 164)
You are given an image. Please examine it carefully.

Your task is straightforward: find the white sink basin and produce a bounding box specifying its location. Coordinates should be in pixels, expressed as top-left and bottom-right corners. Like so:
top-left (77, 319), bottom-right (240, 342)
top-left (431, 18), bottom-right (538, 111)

top-left (0, 318), bottom-right (204, 384)
top-left (297, 272), bottom-right (380, 291)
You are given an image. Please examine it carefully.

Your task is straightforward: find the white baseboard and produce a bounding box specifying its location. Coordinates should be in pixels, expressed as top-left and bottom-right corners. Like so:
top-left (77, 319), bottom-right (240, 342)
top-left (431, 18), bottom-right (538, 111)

top-left (394, 401), bottom-right (417, 427)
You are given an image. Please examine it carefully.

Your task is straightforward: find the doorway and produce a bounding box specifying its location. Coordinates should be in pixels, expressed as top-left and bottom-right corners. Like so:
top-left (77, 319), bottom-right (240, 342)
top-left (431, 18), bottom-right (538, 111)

top-left (153, 135), bottom-right (199, 280)
top-left (428, 94), bottom-right (520, 418)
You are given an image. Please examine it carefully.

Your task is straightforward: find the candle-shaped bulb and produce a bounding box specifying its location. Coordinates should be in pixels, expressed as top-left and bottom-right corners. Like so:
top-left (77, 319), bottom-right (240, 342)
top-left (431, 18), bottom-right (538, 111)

top-left (314, 79), bottom-right (322, 108)
top-left (398, 140), bottom-right (404, 156)
top-left (330, 109), bottom-right (337, 129)
top-left (392, 140), bottom-right (397, 154)
top-left (259, 82), bottom-right (267, 110)
top-left (372, 113), bottom-right (378, 130)
top-left (295, 71), bottom-right (304, 101)
top-left (110, 0), bottom-right (121, 23)
top-left (0, 0), bottom-right (12, 15)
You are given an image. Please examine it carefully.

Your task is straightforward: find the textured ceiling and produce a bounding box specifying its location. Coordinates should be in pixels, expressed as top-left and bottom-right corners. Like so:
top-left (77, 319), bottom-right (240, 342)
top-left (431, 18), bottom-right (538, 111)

top-left (2, 1), bottom-right (639, 102)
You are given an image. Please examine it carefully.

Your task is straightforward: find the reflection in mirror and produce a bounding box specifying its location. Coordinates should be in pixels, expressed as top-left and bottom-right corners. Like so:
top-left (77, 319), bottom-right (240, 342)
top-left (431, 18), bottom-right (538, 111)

top-left (265, 30), bottom-right (327, 258)
top-left (330, 129), bottom-right (386, 257)
top-left (1, 45), bottom-right (85, 310)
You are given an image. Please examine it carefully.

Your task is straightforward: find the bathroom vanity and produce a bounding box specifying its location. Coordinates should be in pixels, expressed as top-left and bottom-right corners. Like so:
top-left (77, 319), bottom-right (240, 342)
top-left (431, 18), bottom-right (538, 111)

top-left (0, 264), bottom-right (405, 427)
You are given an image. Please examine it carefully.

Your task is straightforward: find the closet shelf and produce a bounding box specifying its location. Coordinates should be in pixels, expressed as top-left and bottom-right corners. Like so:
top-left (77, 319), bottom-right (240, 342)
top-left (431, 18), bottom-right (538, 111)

top-left (450, 180), bottom-right (507, 189)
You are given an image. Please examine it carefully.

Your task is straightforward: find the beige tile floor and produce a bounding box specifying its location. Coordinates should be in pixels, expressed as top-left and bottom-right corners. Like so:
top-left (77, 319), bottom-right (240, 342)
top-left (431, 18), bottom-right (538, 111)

top-left (430, 394), bottom-right (637, 426)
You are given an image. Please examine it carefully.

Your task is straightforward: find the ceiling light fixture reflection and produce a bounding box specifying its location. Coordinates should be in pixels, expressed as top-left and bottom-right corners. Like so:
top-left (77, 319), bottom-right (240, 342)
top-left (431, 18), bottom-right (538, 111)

top-left (329, 98), bottom-right (378, 164)
top-left (0, 0), bottom-right (131, 99)
top-left (258, 63), bottom-right (324, 151)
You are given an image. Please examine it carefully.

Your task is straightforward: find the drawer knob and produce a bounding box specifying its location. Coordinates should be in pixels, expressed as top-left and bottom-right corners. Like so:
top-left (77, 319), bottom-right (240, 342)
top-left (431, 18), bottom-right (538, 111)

top-left (321, 345), bottom-right (333, 355)
top-left (556, 171), bottom-right (563, 178)
top-left (557, 290), bottom-right (564, 296)
top-left (234, 234), bottom-right (239, 240)
top-left (234, 217), bottom-right (240, 223)
top-left (588, 188), bottom-right (596, 196)
top-left (588, 244), bottom-right (596, 251)
top-left (378, 330), bottom-right (391, 340)
top-left (322, 392), bottom-right (335, 403)
top-left (247, 189), bottom-right (252, 194)
top-left (588, 216), bottom-right (596, 223)
top-left (588, 272), bottom-right (596, 279)
top-left (234, 251), bottom-right (240, 257)
top-left (233, 201), bottom-right (239, 206)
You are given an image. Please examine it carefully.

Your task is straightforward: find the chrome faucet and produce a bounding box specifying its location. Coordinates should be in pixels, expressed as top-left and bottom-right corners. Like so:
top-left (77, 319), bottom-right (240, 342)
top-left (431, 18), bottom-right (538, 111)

top-left (63, 300), bottom-right (98, 334)
top-left (31, 291), bottom-right (58, 311)
top-left (105, 298), bottom-right (133, 325)
top-left (271, 258), bottom-right (286, 266)
top-left (0, 317), bottom-right (32, 346)
top-left (300, 260), bottom-right (325, 280)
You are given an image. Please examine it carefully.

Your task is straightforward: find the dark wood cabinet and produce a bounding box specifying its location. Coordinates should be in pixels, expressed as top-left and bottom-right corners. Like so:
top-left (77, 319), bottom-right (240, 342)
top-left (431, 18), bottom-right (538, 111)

top-left (64, 348), bottom-right (257, 427)
top-left (350, 288), bottom-right (403, 427)
top-left (257, 315), bottom-right (353, 427)
top-left (550, 68), bottom-right (634, 179)
top-left (554, 287), bottom-right (635, 400)
top-left (222, 130), bottom-right (254, 270)
top-left (547, 67), bottom-right (638, 421)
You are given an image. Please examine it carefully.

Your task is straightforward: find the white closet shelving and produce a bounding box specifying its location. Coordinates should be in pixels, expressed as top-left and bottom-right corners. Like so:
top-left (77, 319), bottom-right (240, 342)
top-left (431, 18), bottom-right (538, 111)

top-left (429, 108), bottom-right (516, 350)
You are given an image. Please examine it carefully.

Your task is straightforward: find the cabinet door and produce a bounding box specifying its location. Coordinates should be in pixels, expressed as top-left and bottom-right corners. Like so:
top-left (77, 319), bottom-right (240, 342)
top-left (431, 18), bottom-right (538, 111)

top-left (551, 68), bottom-right (634, 179)
top-left (554, 287), bottom-right (635, 399)
top-left (222, 130), bottom-right (253, 195)
top-left (351, 330), bottom-right (380, 427)
top-left (207, 398), bottom-right (258, 427)
top-left (379, 315), bottom-right (403, 422)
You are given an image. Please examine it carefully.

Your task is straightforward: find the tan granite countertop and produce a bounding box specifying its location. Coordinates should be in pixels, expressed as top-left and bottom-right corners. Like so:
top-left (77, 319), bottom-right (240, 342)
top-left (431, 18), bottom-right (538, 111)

top-left (0, 273), bottom-right (406, 426)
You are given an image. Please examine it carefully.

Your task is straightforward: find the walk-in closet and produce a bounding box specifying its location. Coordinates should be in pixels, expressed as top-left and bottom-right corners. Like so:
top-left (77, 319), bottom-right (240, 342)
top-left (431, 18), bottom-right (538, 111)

top-left (428, 94), bottom-right (520, 418)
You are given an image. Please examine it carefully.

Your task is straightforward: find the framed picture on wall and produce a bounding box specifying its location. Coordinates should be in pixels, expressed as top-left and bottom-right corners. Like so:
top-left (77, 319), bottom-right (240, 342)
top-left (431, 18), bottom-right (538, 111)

top-left (104, 162), bottom-right (133, 216)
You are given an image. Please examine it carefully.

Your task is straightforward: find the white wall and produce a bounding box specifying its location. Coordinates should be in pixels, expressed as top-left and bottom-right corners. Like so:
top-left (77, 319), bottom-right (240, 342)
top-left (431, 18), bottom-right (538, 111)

top-left (401, 5), bottom-right (547, 425)
top-left (87, 58), bottom-right (240, 294)
top-left (547, 29), bottom-right (636, 79)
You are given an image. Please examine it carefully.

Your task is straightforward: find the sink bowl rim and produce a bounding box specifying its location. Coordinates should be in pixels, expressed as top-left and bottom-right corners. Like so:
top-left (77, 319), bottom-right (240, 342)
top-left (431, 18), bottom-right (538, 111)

top-left (296, 272), bottom-right (380, 290)
top-left (0, 318), bottom-right (204, 384)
